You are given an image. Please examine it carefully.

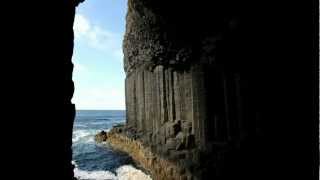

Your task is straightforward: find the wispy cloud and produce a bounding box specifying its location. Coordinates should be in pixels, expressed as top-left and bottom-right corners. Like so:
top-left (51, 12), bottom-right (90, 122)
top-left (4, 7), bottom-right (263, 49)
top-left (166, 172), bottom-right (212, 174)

top-left (72, 87), bottom-right (125, 110)
top-left (73, 14), bottom-right (123, 56)
top-left (74, 14), bottom-right (90, 37)
top-left (73, 61), bottom-right (88, 74)
top-left (72, 13), bottom-right (125, 110)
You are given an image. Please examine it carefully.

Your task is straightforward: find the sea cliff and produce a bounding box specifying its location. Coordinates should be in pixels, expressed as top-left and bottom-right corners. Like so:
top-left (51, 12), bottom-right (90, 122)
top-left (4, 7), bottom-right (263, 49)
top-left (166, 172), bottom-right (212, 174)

top-left (100, 0), bottom-right (264, 179)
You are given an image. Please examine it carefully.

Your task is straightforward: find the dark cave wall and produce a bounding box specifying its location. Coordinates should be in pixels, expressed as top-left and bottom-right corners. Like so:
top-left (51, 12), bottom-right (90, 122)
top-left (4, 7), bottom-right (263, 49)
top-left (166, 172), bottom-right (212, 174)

top-left (4, 1), bottom-right (83, 179)
top-left (122, 0), bottom-right (312, 179)
top-left (33, 1), bottom-right (80, 179)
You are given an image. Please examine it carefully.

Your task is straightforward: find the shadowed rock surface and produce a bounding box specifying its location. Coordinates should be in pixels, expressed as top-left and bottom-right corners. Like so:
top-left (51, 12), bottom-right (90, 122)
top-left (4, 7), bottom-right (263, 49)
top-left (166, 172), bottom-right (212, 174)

top-left (120, 0), bottom-right (267, 179)
top-left (2, 0), bottom-right (314, 179)
top-left (116, 0), bottom-right (315, 179)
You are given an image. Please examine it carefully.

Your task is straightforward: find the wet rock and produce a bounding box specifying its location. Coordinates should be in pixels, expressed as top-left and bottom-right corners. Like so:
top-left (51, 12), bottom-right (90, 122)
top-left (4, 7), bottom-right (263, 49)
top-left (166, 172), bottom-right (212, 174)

top-left (166, 121), bottom-right (181, 138)
top-left (175, 132), bottom-right (186, 150)
top-left (166, 138), bottom-right (177, 150)
top-left (169, 150), bottom-right (187, 161)
top-left (185, 134), bottom-right (195, 149)
top-left (181, 120), bottom-right (192, 134)
top-left (94, 130), bottom-right (108, 143)
top-left (176, 141), bottom-right (185, 151)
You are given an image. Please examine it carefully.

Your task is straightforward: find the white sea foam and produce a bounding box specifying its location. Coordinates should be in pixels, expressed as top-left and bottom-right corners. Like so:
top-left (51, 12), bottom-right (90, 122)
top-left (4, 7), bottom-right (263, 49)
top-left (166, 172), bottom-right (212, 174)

top-left (73, 128), bottom-right (112, 144)
top-left (75, 124), bottom-right (88, 128)
top-left (74, 168), bottom-right (117, 180)
top-left (73, 129), bottom-right (94, 143)
top-left (116, 165), bottom-right (152, 180)
top-left (90, 121), bottom-right (110, 125)
top-left (73, 162), bottom-right (152, 180)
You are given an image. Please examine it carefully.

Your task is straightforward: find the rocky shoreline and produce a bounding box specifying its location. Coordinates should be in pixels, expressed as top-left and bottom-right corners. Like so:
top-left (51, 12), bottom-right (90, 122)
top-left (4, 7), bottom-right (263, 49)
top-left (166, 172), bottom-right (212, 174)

top-left (95, 124), bottom-right (201, 180)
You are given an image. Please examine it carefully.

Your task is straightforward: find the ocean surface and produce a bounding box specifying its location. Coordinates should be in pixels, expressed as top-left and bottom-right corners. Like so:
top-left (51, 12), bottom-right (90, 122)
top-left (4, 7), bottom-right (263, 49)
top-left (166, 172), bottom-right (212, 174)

top-left (72, 110), bottom-right (151, 180)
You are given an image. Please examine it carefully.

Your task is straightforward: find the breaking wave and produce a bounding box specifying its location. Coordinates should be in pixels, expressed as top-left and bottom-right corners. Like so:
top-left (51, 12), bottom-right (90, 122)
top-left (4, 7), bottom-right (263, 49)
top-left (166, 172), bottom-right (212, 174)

top-left (72, 129), bottom-right (96, 143)
top-left (73, 161), bottom-right (152, 180)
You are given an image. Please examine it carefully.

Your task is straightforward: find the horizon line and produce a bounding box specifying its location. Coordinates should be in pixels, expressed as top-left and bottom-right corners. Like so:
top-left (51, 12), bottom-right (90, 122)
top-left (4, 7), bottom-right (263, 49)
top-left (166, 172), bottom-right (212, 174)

top-left (76, 109), bottom-right (126, 111)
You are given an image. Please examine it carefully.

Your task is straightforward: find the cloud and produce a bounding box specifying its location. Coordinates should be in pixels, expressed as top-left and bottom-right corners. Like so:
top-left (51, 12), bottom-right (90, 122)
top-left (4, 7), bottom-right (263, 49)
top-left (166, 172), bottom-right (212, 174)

top-left (73, 13), bottom-right (123, 58)
top-left (72, 87), bottom-right (125, 110)
top-left (73, 61), bottom-right (88, 74)
top-left (72, 13), bottom-right (125, 110)
top-left (74, 14), bottom-right (90, 37)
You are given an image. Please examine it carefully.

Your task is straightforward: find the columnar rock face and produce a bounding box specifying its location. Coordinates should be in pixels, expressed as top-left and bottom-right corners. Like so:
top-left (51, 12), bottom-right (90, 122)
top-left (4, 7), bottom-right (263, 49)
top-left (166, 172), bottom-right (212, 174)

top-left (122, 0), bottom-right (263, 179)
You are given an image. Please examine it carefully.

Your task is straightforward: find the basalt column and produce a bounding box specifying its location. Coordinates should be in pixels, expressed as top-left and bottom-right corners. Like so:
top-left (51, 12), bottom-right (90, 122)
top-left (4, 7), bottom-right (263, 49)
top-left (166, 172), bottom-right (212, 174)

top-left (123, 0), bottom-right (261, 179)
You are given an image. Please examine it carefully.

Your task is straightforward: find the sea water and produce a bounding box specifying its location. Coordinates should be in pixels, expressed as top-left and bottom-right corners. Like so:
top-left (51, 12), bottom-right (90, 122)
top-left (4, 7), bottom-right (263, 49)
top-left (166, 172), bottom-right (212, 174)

top-left (72, 110), bottom-right (151, 180)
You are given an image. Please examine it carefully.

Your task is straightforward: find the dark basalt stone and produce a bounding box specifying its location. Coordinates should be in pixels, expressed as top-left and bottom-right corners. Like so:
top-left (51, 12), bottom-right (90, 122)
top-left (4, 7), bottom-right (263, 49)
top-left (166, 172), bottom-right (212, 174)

top-left (166, 121), bottom-right (181, 138)
top-left (165, 138), bottom-right (177, 150)
top-left (94, 130), bottom-right (108, 143)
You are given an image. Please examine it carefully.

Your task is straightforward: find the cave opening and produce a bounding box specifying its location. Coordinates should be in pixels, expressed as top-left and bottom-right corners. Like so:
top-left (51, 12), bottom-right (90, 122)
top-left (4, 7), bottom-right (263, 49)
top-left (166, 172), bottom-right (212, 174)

top-left (70, 0), bottom-right (150, 179)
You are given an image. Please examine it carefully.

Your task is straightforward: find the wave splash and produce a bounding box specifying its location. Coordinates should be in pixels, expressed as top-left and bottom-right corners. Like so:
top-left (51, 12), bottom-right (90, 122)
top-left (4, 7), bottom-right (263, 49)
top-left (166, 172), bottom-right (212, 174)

top-left (73, 161), bottom-right (152, 180)
top-left (73, 129), bottom-right (94, 143)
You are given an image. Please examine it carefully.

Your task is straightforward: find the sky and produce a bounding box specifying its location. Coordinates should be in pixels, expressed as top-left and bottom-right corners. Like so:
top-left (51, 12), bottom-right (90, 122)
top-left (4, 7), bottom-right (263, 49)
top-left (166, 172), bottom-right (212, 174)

top-left (72, 0), bottom-right (128, 110)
